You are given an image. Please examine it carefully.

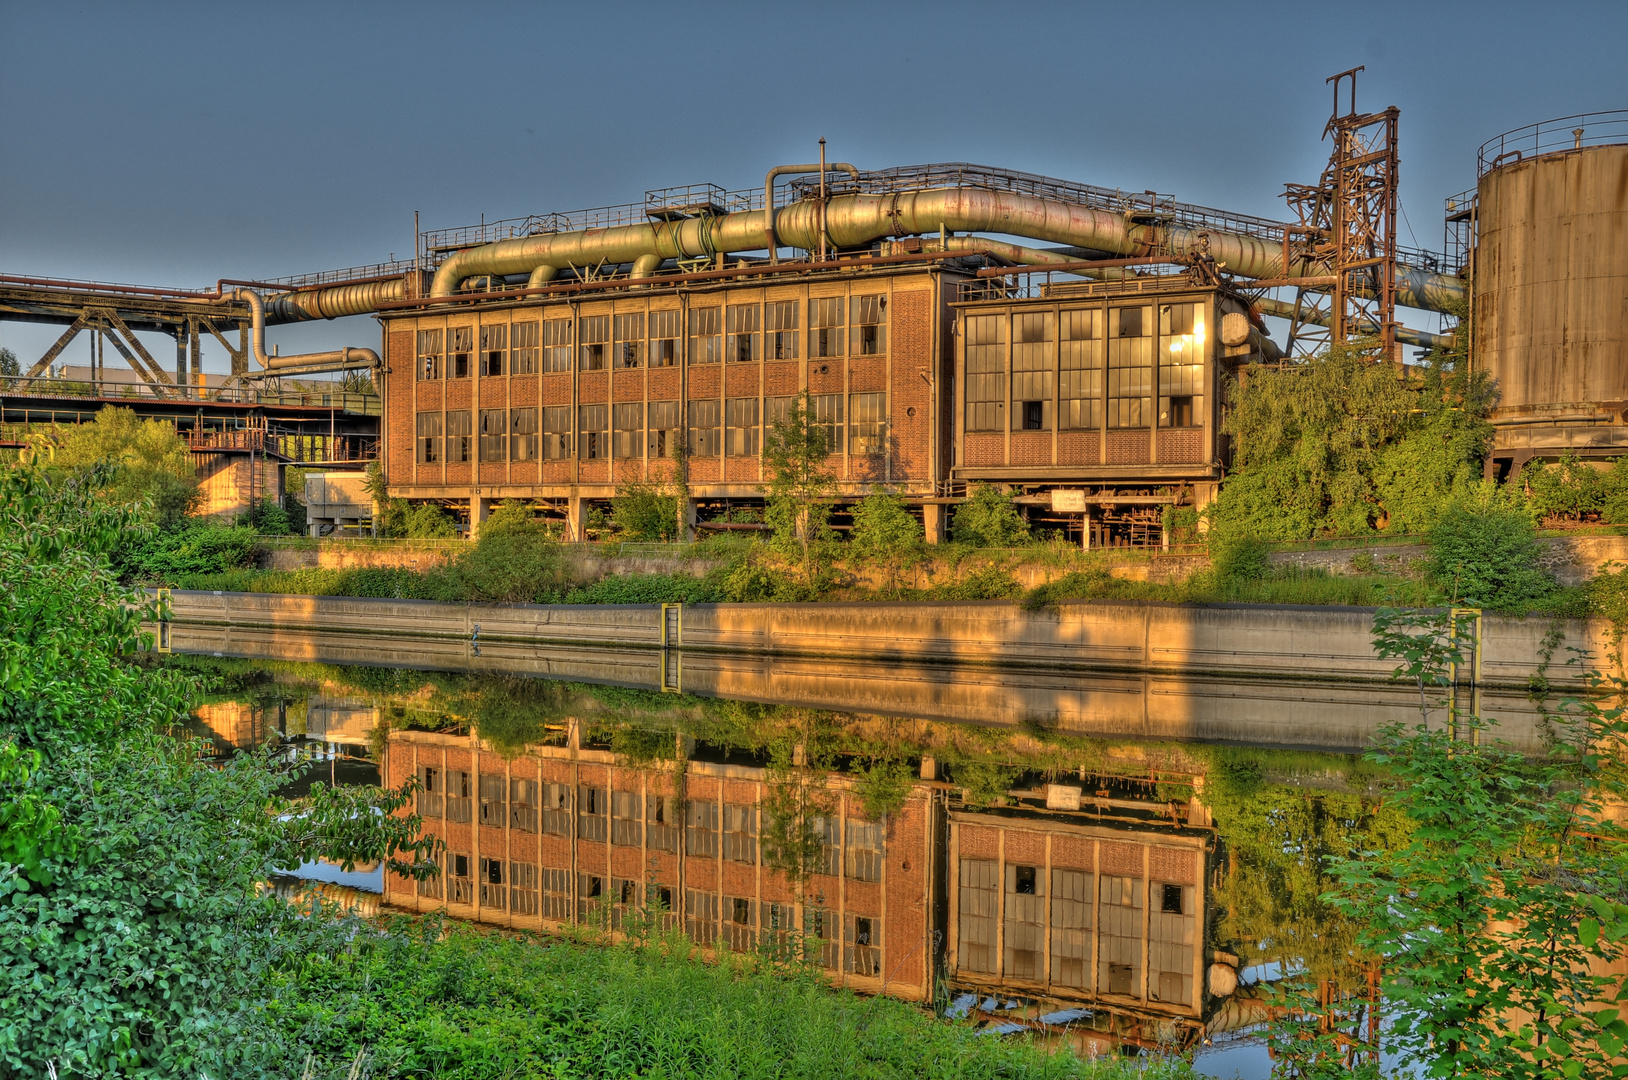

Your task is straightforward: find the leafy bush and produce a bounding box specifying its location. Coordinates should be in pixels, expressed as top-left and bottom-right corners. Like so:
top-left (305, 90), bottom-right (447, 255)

top-left (38, 405), bottom-right (201, 526)
top-left (1426, 496), bottom-right (1554, 609)
top-left (950, 483), bottom-right (1030, 547)
top-left (481, 501), bottom-right (549, 537)
top-left (241, 495), bottom-right (294, 535)
top-left (563, 572), bottom-right (718, 605)
top-left (1523, 452), bottom-right (1628, 524)
top-left (610, 480), bottom-right (680, 541)
top-left (849, 490), bottom-right (924, 597)
top-left (928, 563), bottom-right (1022, 601)
top-left (118, 522), bottom-right (260, 582)
top-left (403, 502), bottom-right (457, 539)
top-left (1019, 567), bottom-right (1114, 611)
top-left (442, 530), bottom-right (566, 603)
top-left (1209, 534), bottom-right (1272, 585)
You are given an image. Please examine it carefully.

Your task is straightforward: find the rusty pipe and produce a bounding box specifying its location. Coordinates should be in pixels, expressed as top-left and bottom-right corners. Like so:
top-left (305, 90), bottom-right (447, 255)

top-left (265, 276), bottom-right (408, 322)
top-left (764, 161), bottom-right (860, 263)
top-left (232, 289), bottom-right (381, 372)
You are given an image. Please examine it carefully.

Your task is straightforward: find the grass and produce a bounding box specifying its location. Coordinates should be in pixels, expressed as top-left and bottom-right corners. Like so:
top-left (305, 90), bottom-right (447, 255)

top-left (255, 918), bottom-right (1187, 1080)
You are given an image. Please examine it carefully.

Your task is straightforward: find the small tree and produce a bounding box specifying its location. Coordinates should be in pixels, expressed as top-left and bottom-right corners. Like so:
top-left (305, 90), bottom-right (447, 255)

top-left (0, 346), bottom-right (18, 387)
top-left (611, 478), bottom-right (680, 542)
top-left (763, 391), bottom-right (837, 588)
top-left (950, 483), bottom-right (1029, 547)
top-left (39, 405), bottom-right (199, 527)
top-left (849, 489), bottom-right (924, 597)
top-left (1425, 491), bottom-right (1554, 609)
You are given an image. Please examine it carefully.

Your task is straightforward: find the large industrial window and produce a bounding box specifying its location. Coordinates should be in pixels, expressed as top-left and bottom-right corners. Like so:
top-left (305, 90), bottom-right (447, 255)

top-left (814, 393), bottom-right (843, 454)
top-left (648, 400), bottom-right (681, 459)
top-left (851, 294), bottom-right (887, 355)
top-left (849, 392), bottom-right (886, 457)
top-left (722, 803), bottom-right (757, 864)
top-left (543, 319), bottom-right (573, 372)
top-left (812, 815), bottom-right (841, 877)
top-left (1150, 880), bottom-right (1196, 1005)
top-left (1099, 873), bottom-right (1144, 997)
top-left (1060, 308), bottom-right (1103, 430)
top-left (649, 309), bottom-right (679, 367)
top-left (964, 314), bottom-right (1006, 432)
top-left (612, 403), bottom-right (643, 459)
top-left (478, 773), bottom-right (505, 827)
top-left (478, 409), bottom-right (506, 462)
top-left (689, 307), bottom-right (721, 365)
top-left (480, 324), bottom-right (507, 377)
top-left (766, 300), bottom-right (798, 359)
top-left (449, 327), bottom-right (473, 379)
top-left (445, 851), bottom-right (472, 904)
top-left (540, 782), bottom-right (571, 835)
top-left (688, 398), bottom-right (720, 458)
top-left (766, 395), bottom-right (795, 441)
top-left (416, 329), bottom-right (443, 381)
top-left (445, 411), bottom-right (472, 463)
top-left (416, 765), bottom-right (442, 817)
top-left (611, 790), bottom-right (642, 847)
top-left (577, 784), bottom-right (607, 843)
top-left (957, 858), bottom-right (998, 974)
top-left (845, 818), bottom-right (884, 882)
top-left (725, 397), bottom-right (759, 456)
top-left (415, 412), bottom-right (442, 464)
top-left (724, 895), bottom-right (756, 951)
top-left (685, 799), bottom-right (719, 858)
top-left (1004, 863), bottom-right (1045, 980)
top-left (512, 321), bottom-right (539, 375)
top-left (646, 793), bottom-right (679, 852)
top-left (726, 304), bottom-right (759, 363)
top-left (541, 406), bottom-right (571, 459)
top-left (1108, 306), bottom-right (1152, 429)
top-left (685, 888), bottom-right (718, 946)
top-left (1011, 312), bottom-right (1054, 431)
top-left (1051, 869), bottom-right (1094, 988)
top-left (845, 913), bottom-right (881, 977)
top-left (580, 315), bottom-right (610, 370)
top-left (446, 770), bottom-right (472, 822)
top-left (509, 862), bottom-right (539, 915)
top-left (614, 312), bottom-right (644, 368)
top-left (1159, 303), bottom-right (1204, 428)
top-left (540, 866), bottom-right (572, 920)
top-left (810, 297), bottom-right (844, 357)
top-left (479, 856), bottom-right (505, 909)
top-left (510, 777), bottom-right (539, 832)
top-left (510, 408), bottom-right (537, 462)
top-left (579, 404), bottom-right (608, 460)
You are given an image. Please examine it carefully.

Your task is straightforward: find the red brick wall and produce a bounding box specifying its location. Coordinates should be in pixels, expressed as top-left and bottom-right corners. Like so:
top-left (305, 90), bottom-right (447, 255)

top-left (1050, 835), bottom-right (1095, 871)
top-left (890, 291), bottom-right (931, 482)
top-left (688, 365), bottom-right (719, 398)
top-left (1157, 428), bottom-right (1204, 464)
top-left (963, 433), bottom-right (1004, 467)
top-left (387, 332), bottom-right (414, 484)
top-left (765, 362), bottom-right (799, 395)
top-left (1009, 431), bottom-right (1051, 467)
top-left (648, 368), bottom-right (680, 400)
top-left (808, 363), bottom-right (842, 395)
top-left (1100, 840), bottom-right (1144, 877)
top-left (614, 372), bottom-right (646, 402)
top-left (724, 364), bottom-right (760, 398)
top-left (959, 825), bottom-right (999, 859)
top-left (848, 357), bottom-right (886, 392)
top-left (543, 374), bottom-right (572, 405)
top-left (579, 371), bottom-right (608, 404)
top-left (1057, 431), bottom-right (1099, 466)
top-left (1106, 429), bottom-right (1150, 465)
top-left (1149, 845), bottom-right (1197, 885)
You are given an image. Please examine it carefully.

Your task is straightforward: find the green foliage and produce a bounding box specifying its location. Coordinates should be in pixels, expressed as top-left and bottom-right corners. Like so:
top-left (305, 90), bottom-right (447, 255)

top-left (950, 484), bottom-right (1030, 547)
top-left (927, 563), bottom-right (1022, 601)
top-left (0, 346), bottom-right (17, 379)
top-left (35, 406), bottom-right (201, 527)
top-left (564, 572), bottom-right (718, 605)
top-left (1425, 494), bottom-right (1555, 609)
top-left (241, 495), bottom-right (294, 535)
top-left (953, 760), bottom-right (1019, 807)
top-left (852, 757), bottom-right (915, 821)
top-left (480, 501), bottom-right (548, 538)
top-left (0, 741), bottom-right (78, 886)
top-left (1207, 534), bottom-right (1270, 584)
top-left (1020, 567), bottom-right (1113, 611)
top-left (763, 391), bottom-right (839, 587)
top-left (364, 462), bottom-right (407, 537)
top-left (117, 521), bottom-right (259, 582)
top-left (443, 528), bottom-right (566, 604)
top-left (612, 479), bottom-right (681, 541)
top-left (849, 490), bottom-right (924, 598)
top-left (1161, 504), bottom-right (1200, 545)
top-left (403, 501), bottom-right (457, 539)
top-left (1523, 451), bottom-right (1628, 524)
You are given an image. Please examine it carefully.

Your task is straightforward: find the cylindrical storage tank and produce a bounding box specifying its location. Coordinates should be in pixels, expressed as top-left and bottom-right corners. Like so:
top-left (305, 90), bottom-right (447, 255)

top-left (1475, 119), bottom-right (1628, 469)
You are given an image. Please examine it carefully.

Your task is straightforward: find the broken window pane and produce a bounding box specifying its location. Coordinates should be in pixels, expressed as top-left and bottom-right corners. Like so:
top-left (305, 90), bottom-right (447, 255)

top-left (512, 320), bottom-right (539, 375)
top-left (480, 324), bottom-right (507, 377)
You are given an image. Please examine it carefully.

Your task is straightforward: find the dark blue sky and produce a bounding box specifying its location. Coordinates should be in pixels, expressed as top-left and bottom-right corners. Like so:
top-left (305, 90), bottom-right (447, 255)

top-left (3, 0), bottom-right (1623, 371)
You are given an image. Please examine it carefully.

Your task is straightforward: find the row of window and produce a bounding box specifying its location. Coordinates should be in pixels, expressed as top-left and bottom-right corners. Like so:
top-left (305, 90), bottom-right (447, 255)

top-left (416, 771), bottom-right (885, 882)
top-left (413, 393), bottom-right (887, 464)
top-left (965, 302), bottom-right (1206, 432)
top-left (415, 296), bottom-right (888, 380)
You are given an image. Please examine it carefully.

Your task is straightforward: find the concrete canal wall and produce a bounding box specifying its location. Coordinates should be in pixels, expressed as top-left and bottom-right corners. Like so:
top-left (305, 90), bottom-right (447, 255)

top-left (161, 591), bottom-right (1616, 755)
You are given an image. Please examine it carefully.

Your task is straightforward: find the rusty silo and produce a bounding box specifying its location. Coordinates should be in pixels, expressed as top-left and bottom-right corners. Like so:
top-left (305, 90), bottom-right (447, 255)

top-left (1475, 112), bottom-right (1628, 473)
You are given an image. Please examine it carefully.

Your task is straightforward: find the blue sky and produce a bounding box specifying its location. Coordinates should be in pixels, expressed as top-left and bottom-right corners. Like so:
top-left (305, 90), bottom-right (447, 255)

top-left (2, 0), bottom-right (1623, 371)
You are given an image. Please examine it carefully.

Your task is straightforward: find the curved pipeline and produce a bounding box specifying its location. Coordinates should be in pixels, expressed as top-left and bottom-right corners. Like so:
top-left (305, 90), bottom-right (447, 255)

top-left (265, 277), bottom-right (407, 322)
top-left (428, 186), bottom-right (1466, 315)
top-left (764, 162), bottom-right (859, 262)
top-left (233, 289), bottom-right (381, 376)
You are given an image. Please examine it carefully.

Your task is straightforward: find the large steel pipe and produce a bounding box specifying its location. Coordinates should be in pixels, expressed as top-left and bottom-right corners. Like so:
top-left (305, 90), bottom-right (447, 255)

top-left (233, 288), bottom-right (380, 374)
top-left (266, 277), bottom-right (408, 322)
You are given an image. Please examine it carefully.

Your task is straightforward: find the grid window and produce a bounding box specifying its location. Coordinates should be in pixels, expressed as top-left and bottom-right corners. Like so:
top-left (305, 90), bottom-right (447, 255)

top-left (479, 409), bottom-right (506, 462)
top-left (722, 803), bottom-right (757, 865)
top-left (648, 400), bottom-right (681, 459)
top-left (543, 319), bottom-right (573, 372)
top-left (689, 307), bottom-right (721, 365)
top-left (580, 315), bottom-right (610, 370)
top-left (540, 782), bottom-right (571, 835)
top-left (1060, 308), bottom-right (1103, 431)
top-left (851, 294), bottom-right (887, 355)
top-left (1004, 863), bottom-right (1045, 980)
top-left (812, 815), bottom-right (841, 877)
top-left (445, 770), bottom-right (472, 822)
top-left (810, 906), bottom-right (840, 969)
top-left (1099, 873), bottom-right (1145, 997)
top-left (1051, 869), bottom-right (1095, 989)
top-left (766, 300), bottom-right (799, 359)
top-left (725, 397), bottom-right (759, 457)
top-left (724, 895), bottom-right (756, 951)
top-left (512, 320), bottom-right (539, 375)
top-left (416, 764), bottom-right (442, 817)
top-left (509, 862), bottom-right (539, 915)
top-left (542, 406), bottom-right (572, 460)
top-left (1150, 880), bottom-right (1196, 1006)
top-left (448, 327), bottom-right (473, 379)
top-left (1012, 311), bottom-right (1053, 431)
top-left (415, 412), bottom-right (442, 464)
top-left (479, 856), bottom-right (505, 909)
top-left (685, 889), bottom-right (719, 946)
top-left (540, 866), bottom-right (573, 920)
top-left (845, 818), bottom-right (884, 882)
top-left (646, 793), bottom-right (680, 852)
top-left (578, 873), bottom-right (606, 923)
top-left (964, 314), bottom-right (1006, 432)
top-left (649, 309), bottom-right (679, 367)
top-left (511, 778), bottom-right (539, 832)
top-left (685, 799), bottom-right (719, 858)
top-left (478, 772), bottom-right (506, 827)
top-left (577, 784), bottom-right (607, 843)
top-left (579, 404), bottom-right (609, 460)
top-left (848, 392), bottom-right (886, 457)
top-left (1159, 302), bottom-right (1205, 428)
top-left (958, 858), bottom-right (999, 974)
top-left (613, 403), bottom-right (643, 460)
top-left (446, 410), bottom-right (472, 463)
top-left (688, 398), bottom-right (721, 458)
top-left (614, 312), bottom-right (645, 368)
top-left (814, 394), bottom-right (843, 454)
top-left (611, 790), bottom-right (642, 847)
top-left (510, 408), bottom-right (537, 462)
top-left (445, 851), bottom-right (473, 904)
top-left (726, 304), bottom-right (759, 363)
top-left (845, 914), bottom-right (882, 977)
top-left (480, 324), bottom-right (507, 377)
top-left (416, 329), bottom-right (443, 381)
top-left (1108, 306), bottom-right (1153, 429)
top-left (810, 297), bottom-right (844, 358)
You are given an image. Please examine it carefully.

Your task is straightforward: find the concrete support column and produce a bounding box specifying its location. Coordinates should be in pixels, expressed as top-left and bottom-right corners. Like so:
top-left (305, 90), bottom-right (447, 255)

top-left (469, 495), bottom-right (491, 540)
top-left (680, 497), bottom-right (697, 543)
top-left (919, 755), bottom-right (938, 781)
top-left (566, 495), bottom-right (586, 542)
top-left (922, 502), bottom-right (947, 545)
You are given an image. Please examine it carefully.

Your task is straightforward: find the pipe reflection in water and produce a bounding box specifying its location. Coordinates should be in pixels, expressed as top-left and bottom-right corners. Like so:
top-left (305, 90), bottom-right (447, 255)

top-left (179, 655), bottom-right (1394, 1064)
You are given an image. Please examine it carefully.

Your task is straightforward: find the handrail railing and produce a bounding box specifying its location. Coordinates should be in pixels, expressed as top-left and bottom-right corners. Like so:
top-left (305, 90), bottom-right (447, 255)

top-left (1478, 109), bottom-right (1628, 177)
top-left (0, 376), bottom-right (380, 413)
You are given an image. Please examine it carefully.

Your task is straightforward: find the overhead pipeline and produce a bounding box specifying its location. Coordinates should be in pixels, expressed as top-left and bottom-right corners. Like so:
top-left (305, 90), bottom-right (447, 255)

top-left (265, 277), bottom-right (407, 322)
top-left (232, 288), bottom-right (381, 377)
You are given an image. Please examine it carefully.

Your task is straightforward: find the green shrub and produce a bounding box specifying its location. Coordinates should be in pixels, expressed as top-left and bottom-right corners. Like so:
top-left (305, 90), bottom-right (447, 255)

top-left (1020, 567), bottom-right (1113, 611)
top-left (118, 522), bottom-right (260, 582)
top-left (1426, 498), bottom-right (1554, 609)
top-left (950, 484), bottom-right (1030, 547)
top-left (443, 530), bottom-right (566, 603)
top-left (849, 490), bottom-right (924, 597)
top-left (929, 564), bottom-right (1022, 601)
top-left (610, 481), bottom-right (680, 541)
top-left (1209, 534), bottom-right (1271, 585)
top-left (403, 502), bottom-right (457, 539)
top-left (563, 572), bottom-right (717, 605)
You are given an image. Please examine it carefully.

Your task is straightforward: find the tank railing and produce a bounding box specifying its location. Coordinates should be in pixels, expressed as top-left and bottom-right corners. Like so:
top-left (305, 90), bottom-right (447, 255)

top-left (1478, 109), bottom-right (1628, 177)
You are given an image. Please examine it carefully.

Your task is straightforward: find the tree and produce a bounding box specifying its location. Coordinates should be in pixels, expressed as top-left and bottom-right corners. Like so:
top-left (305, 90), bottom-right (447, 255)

top-left (763, 391), bottom-right (838, 588)
top-left (849, 489), bottom-right (924, 597)
top-left (1424, 490), bottom-right (1555, 610)
top-left (611, 478), bottom-right (680, 541)
top-left (0, 346), bottom-right (18, 386)
top-left (36, 406), bottom-right (199, 527)
top-left (950, 483), bottom-right (1029, 547)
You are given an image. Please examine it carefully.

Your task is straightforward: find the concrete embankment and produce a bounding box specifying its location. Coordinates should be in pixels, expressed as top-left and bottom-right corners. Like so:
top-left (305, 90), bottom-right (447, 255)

top-left (161, 591), bottom-right (1612, 755)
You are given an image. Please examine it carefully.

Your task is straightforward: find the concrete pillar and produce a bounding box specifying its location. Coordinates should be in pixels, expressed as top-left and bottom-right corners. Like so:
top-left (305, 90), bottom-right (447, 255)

top-left (681, 497), bottom-right (697, 543)
top-left (469, 495), bottom-right (491, 539)
top-left (919, 755), bottom-right (938, 781)
top-left (1081, 507), bottom-right (1091, 551)
top-left (566, 495), bottom-right (586, 542)
top-left (922, 502), bottom-right (947, 545)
